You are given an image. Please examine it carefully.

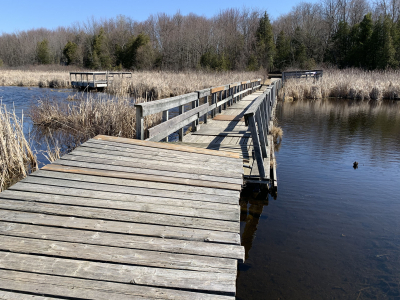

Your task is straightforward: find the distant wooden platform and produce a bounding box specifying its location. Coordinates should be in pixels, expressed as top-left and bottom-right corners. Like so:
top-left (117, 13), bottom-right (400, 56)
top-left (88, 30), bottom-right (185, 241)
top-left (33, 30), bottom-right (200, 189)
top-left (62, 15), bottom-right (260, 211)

top-left (0, 135), bottom-right (244, 299)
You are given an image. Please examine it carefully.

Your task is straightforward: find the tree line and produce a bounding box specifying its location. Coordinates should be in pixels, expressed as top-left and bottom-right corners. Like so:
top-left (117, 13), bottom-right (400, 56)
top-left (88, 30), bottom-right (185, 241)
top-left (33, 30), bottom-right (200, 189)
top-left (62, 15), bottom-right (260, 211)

top-left (0, 0), bottom-right (399, 71)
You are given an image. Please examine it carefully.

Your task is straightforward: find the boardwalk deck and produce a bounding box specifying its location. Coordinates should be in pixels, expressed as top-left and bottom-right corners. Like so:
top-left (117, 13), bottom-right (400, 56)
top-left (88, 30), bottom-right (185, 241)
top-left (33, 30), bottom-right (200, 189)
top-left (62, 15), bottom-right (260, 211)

top-left (0, 135), bottom-right (244, 299)
top-left (173, 81), bottom-right (280, 186)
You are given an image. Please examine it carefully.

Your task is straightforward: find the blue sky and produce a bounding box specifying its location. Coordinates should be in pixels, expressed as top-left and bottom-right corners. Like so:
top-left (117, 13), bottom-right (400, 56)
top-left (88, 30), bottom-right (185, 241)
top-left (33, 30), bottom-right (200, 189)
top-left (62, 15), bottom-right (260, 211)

top-left (0, 0), bottom-right (309, 34)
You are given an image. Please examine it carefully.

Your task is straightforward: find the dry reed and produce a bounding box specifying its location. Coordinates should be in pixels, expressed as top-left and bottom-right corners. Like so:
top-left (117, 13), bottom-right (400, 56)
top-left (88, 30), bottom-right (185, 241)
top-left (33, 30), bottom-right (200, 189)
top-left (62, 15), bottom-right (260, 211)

top-left (107, 70), bottom-right (263, 98)
top-left (0, 103), bottom-right (38, 191)
top-left (0, 69), bottom-right (70, 88)
top-left (29, 95), bottom-right (140, 142)
top-left (280, 69), bottom-right (400, 101)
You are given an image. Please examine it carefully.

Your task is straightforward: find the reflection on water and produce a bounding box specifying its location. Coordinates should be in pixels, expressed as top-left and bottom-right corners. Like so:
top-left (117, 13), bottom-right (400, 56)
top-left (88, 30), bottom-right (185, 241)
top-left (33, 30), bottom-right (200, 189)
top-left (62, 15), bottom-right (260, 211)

top-left (0, 86), bottom-right (82, 166)
top-left (237, 99), bottom-right (400, 299)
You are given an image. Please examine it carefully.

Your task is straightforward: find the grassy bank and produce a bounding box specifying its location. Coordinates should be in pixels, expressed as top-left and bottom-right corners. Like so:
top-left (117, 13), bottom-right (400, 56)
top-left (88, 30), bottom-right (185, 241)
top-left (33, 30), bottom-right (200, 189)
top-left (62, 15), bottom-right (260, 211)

top-left (0, 104), bottom-right (38, 191)
top-left (280, 69), bottom-right (400, 101)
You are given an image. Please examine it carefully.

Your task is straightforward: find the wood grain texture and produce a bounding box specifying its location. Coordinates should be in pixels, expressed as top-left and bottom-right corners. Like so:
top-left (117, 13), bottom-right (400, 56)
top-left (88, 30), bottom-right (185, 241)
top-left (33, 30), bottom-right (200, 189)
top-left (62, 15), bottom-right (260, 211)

top-left (93, 135), bottom-right (240, 158)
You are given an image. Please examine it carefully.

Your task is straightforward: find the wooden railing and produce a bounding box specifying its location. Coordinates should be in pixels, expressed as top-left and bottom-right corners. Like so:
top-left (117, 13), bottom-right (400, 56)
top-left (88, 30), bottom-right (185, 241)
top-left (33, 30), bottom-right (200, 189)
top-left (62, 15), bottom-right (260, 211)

top-left (282, 70), bottom-right (323, 82)
top-left (135, 79), bottom-right (262, 141)
top-left (70, 71), bottom-right (132, 88)
top-left (244, 79), bottom-right (282, 179)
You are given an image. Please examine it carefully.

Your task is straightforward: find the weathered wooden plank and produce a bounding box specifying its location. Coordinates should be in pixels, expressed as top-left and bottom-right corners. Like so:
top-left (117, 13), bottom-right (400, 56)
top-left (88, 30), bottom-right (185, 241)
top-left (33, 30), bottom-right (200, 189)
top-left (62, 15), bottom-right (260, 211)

top-left (0, 199), bottom-right (239, 233)
top-left (28, 169), bottom-right (240, 200)
top-left (148, 103), bottom-right (209, 141)
top-left (93, 135), bottom-right (240, 159)
top-left (81, 140), bottom-right (243, 170)
top-left (0, 270), bottom-right (235, 300)
top-left (0, 251), bottom-right (236, 293)
top-left (0, 290), bottom-right (59, 300)
top-left (213, 115), bottom-right (245, 122)
top-left (135, 92), bottom-right (198, 117)
top-left (66, 150), bottom-right (243, 179)
top-left (0, 210), bottom-right (240, 244)
top-left (42, 163), bottom-right (242, 191)
top-left (61, 151), bottom-right (245, 187)
top-left (74, 146), bottom-right (243, 173)
top-left (0, 189), bottom-right (239, 221)
top-left (0, 222), bottom-right (244, 260)
top-left (0, 235), bottom-right (237, 273)
top-left (211, 85), bottom-right (225, 93)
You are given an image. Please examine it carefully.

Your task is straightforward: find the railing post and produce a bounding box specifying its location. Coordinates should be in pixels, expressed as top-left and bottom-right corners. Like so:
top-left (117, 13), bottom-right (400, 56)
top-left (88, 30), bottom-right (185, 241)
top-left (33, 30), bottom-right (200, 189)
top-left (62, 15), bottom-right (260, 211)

top-left (136, 106), bottom-right (144, 140)
top-left (255, 110), bottom-right (268, 159)
top-left (211, 92), bottom-right (216, 118)
top-left (179, 105), bottom-right (184, 141)
top-left (204, 96), bottom-right (208, 124)
top-left (163, 110), bottom-right (169, 142)
top-left (248, 115), bottom-right (266, 179)
top-left (192, 97), bottom-right (199, 132)
top-left (218, 91), bottom-right (222, 114)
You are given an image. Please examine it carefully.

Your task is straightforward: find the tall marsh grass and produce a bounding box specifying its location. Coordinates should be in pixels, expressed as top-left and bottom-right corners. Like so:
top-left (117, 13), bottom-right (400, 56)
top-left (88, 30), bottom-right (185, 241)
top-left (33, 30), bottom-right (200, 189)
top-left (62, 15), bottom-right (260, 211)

top-left (0, 104), bottom-right (37, 191)
top-left (281, 69), bottom-right (400, 101)
top-left (108, 71), bottom-right (263, 98)
top-left (29, 95), bottom-right (141, 142)
top-left (0, 70), bottom-right (70, 88)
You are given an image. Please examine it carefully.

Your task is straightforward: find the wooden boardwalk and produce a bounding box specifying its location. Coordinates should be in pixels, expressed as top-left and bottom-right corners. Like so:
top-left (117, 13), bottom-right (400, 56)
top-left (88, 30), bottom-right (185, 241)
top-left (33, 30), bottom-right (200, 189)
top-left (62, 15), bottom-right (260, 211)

top-left (174, 82), bottom-right (279, 186)
top-left (0, 135), bottom-right (244, 299)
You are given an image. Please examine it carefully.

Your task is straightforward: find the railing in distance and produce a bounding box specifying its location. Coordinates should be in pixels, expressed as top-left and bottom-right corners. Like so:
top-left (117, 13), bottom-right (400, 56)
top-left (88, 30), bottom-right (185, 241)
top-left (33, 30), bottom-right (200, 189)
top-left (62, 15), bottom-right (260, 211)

top-left (244, 79), bottom-right (282, 179)
top-left (282, 70), bottom-right (323, 82)
top-left (135, 78), bottom-right (262, 141)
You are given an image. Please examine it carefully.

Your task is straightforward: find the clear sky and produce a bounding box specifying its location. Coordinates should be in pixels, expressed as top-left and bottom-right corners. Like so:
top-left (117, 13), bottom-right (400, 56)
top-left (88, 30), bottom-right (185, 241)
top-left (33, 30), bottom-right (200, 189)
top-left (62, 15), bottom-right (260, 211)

top-left (0, 0), bottom-right (308, 34)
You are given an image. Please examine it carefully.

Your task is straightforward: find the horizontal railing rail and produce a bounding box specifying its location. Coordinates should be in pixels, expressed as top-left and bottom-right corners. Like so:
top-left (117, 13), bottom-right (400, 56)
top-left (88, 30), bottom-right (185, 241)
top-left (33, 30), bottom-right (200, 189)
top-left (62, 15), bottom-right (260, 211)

top-left (282, 70), bottom-right (323, 83)
top-left (135, 78), bottom-right (262, 141)
top-left (244, 79), bottom-right (282, 179)
top-left (70, 71), bottom-right (132, 88)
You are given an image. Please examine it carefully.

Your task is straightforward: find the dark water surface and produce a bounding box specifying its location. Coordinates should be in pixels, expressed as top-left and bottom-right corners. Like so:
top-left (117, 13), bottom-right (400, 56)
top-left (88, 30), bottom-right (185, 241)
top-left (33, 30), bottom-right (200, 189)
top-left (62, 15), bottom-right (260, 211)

top-left (237, 99), bottom-right (400, 299)
top-left (0, 86), bottom-right (77, 165)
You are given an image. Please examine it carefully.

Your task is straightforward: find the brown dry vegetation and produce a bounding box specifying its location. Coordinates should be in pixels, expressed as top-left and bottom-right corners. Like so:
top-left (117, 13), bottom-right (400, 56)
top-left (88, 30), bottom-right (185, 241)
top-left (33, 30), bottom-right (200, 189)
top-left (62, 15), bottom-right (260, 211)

top-left (0, 69), bottom-right (263, 98)
top-left (0, 104), bottom-right (38, 191)
top-left (0, 69), bottom-right (70, 88)
top-left (107, 71), bottom-right (264, 99)
top-left (280, 69), bottom-right (400, 101)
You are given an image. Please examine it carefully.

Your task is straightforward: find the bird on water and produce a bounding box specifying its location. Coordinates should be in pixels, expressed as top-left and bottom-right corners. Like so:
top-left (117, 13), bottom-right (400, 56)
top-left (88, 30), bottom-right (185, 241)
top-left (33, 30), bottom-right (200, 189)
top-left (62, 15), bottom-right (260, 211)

top-left (353, 161), bottom-right (358, 169)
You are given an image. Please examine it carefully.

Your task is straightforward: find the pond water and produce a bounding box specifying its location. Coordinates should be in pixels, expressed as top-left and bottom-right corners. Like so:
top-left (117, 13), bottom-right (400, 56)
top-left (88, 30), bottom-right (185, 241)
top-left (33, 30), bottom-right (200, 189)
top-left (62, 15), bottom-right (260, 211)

top-left (237, 99), bottom-right (400, 299)
top-left (0, 86), bottom-right (78, 166)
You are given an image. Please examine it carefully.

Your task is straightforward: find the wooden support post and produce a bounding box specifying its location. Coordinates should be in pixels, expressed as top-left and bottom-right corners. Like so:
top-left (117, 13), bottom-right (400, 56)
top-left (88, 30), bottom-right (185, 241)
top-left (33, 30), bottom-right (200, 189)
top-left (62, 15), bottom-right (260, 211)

top-left (163, 110), bottom-right (169, 142)
top-left (179, 105), bottom-right (184, 141)
top-left (204, 96), bottom-right (208, 124)
top-left (255, 110), bottom-right (268, 159)
top-left (223, 90), bottom-right (227, 110)
top-left (248, 115), bottom-right (266, 179)
top-left (192, 98), bottom-right (199, 132)
top-left (136, 106), bottom-right (144, 140)
top-left (218, 91), bottom-right (222, 114)
top-left (211, 93), bottom-right (216, 118)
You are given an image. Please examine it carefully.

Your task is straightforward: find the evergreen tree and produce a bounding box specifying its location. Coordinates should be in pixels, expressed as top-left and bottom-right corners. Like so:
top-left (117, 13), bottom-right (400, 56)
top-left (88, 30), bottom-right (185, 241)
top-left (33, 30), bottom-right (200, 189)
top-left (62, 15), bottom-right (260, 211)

top-left (37, 39), bottom-right (51, 64)
top-left (370, 16), bottom-right (398, 69)
top-left (331, 21), bottom-right (351, 68)
top-left (88, 28), bottom-right (112, 69)
top-left (275, 31), bottom-right (291, 70)
top-left (63, 41), bottom-right (80, 65)
top-left (256, 12), bottom-right (275, 71)
top-left (116, 33), bottom-right (150, 69)
top-left (358, 13), bottom-right (374, 68)
top-left (291, 27), bottom-right (307, 68)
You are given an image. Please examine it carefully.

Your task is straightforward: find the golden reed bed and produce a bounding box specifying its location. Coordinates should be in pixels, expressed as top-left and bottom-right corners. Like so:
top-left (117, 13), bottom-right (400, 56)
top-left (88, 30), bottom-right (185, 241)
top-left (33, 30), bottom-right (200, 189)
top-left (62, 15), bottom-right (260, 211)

top-left (280, 69), bottom-right (400, 101)
top-left (0, 69), bottom-right (263, 98)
